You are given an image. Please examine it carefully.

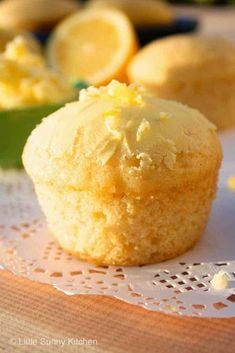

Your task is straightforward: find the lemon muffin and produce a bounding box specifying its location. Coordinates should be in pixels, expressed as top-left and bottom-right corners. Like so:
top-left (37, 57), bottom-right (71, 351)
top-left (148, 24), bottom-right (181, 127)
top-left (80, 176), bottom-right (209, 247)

top-left (0, 0), bottom-right (80, 31)
top-left (128, 35), bottom-right (235, 130)
top-left (23, 81), bottom-right (222, 266)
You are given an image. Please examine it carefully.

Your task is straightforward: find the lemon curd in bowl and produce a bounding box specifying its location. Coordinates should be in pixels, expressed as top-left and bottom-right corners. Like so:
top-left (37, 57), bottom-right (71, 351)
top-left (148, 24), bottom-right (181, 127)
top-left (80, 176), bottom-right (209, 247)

top-left (0, 36), bottom-right (78, 168)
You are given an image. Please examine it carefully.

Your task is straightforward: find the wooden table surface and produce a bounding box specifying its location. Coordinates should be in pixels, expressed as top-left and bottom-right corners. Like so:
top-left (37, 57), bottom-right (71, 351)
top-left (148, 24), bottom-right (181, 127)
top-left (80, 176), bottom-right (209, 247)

top-left (1, 270), bottom-right (235, 353)
top-left (1, 6), bottom-right (235, 353)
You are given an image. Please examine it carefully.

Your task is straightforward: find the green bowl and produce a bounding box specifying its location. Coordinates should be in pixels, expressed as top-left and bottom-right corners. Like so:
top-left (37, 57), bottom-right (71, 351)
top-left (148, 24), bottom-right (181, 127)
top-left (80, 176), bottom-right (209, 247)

top-left (0, 103), bottom-right (64, 168)
top-left (0, 81), bottom-right (89, 169)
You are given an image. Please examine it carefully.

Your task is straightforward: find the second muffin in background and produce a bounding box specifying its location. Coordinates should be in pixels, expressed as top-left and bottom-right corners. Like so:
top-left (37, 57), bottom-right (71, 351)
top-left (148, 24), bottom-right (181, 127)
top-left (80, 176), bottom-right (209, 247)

top-left (128, 35), bottom-right (235, 130)
top-left (23, 81), bottom-right (222, 266)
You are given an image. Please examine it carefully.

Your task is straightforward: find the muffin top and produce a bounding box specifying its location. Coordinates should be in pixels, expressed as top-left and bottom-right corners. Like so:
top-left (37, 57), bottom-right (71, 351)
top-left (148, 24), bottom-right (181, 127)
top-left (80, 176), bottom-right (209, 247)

top-left (23, 81), bottom-right (221, 195)
top-left (128, 35), bottom-right (235, 84)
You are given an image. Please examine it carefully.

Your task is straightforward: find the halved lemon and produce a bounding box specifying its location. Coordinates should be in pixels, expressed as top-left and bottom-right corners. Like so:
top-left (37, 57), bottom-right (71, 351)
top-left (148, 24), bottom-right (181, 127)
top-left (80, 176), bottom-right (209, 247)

top-left (47, 8), bottom-right (138, 86)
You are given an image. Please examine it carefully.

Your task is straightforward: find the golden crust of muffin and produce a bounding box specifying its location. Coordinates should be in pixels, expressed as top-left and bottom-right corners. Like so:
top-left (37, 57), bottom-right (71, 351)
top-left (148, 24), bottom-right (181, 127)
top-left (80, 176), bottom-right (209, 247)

top-left (0, 0), bottom-right (80, 31)
top-left (128, 35), bottom-right (235, 84)
top-left (23, 81), bottom-right (220, 197)
top-left (33, 165), bottom-right (219, 265)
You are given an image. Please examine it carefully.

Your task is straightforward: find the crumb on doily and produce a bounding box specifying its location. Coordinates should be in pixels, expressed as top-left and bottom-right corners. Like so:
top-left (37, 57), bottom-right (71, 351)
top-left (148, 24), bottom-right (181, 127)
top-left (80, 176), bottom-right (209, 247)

top-left (211, 270), bottom-right (229, 290)
top-left (167, 305), bottom-right (178, 312)
top-left (227, 176), bottom-right (235, 191)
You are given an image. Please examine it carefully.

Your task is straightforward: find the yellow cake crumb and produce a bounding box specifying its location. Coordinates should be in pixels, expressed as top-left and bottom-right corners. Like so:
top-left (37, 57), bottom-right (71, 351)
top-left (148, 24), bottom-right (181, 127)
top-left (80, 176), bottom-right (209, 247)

top-left (228, 176), bottom-right (235, 191)
top-left (167, 305), bottom-right (178, 312)
top-left (159, 111), bottom-right (170, 122)
top-left (211, 270), bottom-right (229, 290)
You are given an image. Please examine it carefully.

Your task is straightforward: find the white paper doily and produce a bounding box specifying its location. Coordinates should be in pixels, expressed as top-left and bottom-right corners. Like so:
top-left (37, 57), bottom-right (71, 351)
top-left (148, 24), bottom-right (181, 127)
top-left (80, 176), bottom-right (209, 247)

top-left (0, 129), bottom-right (235, 318)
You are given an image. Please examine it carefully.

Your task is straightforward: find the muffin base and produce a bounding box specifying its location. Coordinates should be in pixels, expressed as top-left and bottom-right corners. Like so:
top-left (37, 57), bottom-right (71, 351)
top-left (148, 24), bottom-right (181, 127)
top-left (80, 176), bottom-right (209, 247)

top-left (34, 167), bottom-right (219, 266)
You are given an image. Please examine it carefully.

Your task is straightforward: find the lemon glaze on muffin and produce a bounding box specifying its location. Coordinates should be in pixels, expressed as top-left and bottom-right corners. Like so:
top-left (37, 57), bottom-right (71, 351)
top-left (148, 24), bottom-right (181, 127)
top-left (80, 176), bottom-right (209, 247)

top-left (23, 81), bottom-right (222, 265)
top-left (128, 35), bottom-right (235, 130)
